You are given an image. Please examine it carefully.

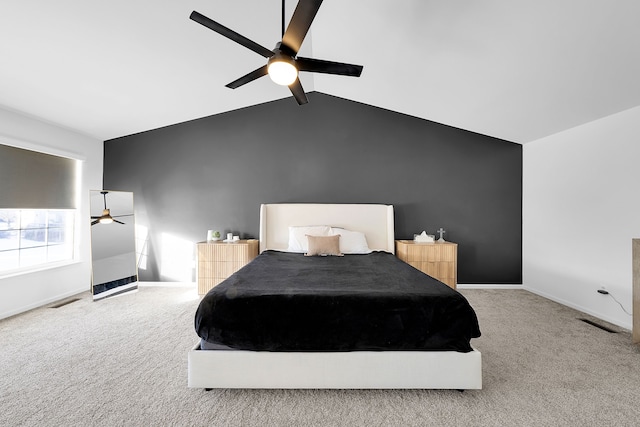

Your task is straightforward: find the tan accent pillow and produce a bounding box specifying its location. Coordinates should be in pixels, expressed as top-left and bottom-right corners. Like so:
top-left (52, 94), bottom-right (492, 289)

top-left (304, 234), bottom-right (343, 257)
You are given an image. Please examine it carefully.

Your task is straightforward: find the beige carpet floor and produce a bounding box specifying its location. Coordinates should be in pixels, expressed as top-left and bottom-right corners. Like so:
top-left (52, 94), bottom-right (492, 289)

top-left (1, 285), bottom-right (639, 426)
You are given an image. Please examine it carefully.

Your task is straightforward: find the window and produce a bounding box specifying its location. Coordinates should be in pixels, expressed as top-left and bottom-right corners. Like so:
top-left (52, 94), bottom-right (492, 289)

top-left (0, 142), bottom-right (79, 275)
top-left (0, 209), bottom-right (75, 272)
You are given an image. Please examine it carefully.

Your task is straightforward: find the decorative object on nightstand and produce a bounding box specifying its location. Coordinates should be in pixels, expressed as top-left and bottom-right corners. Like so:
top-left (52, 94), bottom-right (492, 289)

top-left (221, 233), bottom-right (241, 243)
top-left (413, 231), bottom-right (435, 243)
top-left (436, 228), bottom-right (446, 242)
top-left (196, 239), bottom-right (259, 295)
top-left (206, 230), bottom-right (221, 241)
top-left (395, 240), bottom-right (458, 289)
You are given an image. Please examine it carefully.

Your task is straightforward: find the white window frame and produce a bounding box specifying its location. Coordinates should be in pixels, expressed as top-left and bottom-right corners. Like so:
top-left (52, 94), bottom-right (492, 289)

top-left (0, 209), bottom-right (76, 274)
top-left (0, 135), bottom-right (84, 278)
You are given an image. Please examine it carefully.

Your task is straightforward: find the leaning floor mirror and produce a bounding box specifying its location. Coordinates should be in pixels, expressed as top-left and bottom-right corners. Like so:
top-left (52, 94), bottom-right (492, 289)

top-left (90, 190), bottom-right (138, 300)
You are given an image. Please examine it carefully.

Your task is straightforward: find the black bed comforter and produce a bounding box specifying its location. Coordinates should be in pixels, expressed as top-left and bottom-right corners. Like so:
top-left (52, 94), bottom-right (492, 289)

top-left (195, 250), bottom-right (481, 352)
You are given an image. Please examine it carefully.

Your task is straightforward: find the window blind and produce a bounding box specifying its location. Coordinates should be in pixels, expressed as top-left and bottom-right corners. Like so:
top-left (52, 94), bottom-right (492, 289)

top-left (0, 144), bottom-right (77, 209)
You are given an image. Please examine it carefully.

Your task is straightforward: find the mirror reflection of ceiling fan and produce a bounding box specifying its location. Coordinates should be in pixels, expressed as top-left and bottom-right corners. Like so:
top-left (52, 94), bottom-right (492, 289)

top-left (91, 191), bottom-right (132, 226)
top-left (190, 0), bottom-right (363, 105)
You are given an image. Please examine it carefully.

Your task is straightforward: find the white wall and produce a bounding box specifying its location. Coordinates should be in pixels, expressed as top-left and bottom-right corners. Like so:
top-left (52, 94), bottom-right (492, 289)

top-left (0, 106), bottom-right (103, 319)
top-left (523, 105), bottom-right (640, 329)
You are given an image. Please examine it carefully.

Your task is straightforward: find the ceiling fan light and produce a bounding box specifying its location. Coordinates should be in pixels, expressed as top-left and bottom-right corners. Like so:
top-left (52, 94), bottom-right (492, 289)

top-left (99, 208), bottom-right (113, 224)
top-left (268, 60), bottom-right (298, 86)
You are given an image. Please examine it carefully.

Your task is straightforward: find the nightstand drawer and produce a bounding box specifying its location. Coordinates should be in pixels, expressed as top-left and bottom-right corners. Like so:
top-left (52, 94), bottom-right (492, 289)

top-left (404, 244), bottom-right (456, 262)
top-left (395, 240), bottom-right (458, 289)
top-left (196, 240), bottom-right (259, 295)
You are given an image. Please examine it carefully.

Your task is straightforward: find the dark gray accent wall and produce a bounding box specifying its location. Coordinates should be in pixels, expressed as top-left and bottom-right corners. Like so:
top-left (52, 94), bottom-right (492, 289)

top-left (104, 92), bottom-right (522, 284)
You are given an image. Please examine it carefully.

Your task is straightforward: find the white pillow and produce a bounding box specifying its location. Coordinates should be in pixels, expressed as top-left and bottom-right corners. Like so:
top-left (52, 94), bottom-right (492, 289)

top-left (287, 225), bottom-right (331, 252)
top-left (330, 227), bottom-right (372, 254)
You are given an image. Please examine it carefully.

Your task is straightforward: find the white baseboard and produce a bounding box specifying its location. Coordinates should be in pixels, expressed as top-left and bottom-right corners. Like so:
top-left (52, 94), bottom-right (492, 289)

top-left (457, 284), bottom-right (523, 289)
top-left (138, 281), bottom-right (196, 288)
top-left (523, 286), bottom-right (632, 331)
top-left (0, 287), bottom-right (87, 320)
top-left (458, 284), bottom-right (632, 331)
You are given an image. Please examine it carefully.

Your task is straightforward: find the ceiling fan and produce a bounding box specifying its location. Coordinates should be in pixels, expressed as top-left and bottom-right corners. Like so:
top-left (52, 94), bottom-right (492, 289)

top-left (190, 0), bottom-right (363, 105)
top-left (91, 191), bottom-right (130, 226)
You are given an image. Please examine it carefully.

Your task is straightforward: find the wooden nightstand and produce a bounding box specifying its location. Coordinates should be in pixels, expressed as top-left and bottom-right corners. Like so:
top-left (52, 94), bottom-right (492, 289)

top-left (196, 240), bottom-right (259, 295)
top-left (395, 240), bottom-right (458, 289)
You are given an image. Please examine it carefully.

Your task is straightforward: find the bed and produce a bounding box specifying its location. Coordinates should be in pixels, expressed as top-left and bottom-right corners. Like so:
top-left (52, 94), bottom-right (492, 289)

top-left (188, 203), bottom-right (482, 389)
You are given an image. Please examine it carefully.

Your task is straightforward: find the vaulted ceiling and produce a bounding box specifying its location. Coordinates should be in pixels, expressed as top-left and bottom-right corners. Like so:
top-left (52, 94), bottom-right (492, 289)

top-left (1, 1), bottom-right (639, 143)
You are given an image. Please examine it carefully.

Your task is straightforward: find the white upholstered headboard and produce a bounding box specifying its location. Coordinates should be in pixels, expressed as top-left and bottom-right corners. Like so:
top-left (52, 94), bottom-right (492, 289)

top-left (259, 203), bottom-right (395, 254)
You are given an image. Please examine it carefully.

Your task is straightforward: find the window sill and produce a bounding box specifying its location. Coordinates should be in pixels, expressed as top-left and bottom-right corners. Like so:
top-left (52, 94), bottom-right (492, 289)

top-left (0, 259), bottom-right (82, 280)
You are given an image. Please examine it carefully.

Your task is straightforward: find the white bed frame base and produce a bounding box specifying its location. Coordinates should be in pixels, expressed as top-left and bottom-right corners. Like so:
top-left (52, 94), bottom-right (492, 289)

top-left (189, 344), bottom-right (481, 389)
top-left (188, 203), bottom-right (482, 389)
